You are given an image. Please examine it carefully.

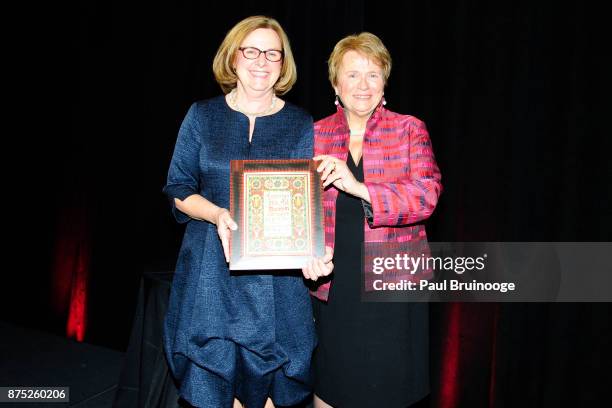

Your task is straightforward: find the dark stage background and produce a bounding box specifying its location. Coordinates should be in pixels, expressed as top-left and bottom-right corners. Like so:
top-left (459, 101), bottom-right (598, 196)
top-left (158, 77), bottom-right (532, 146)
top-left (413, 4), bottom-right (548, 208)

top-left (5, 1), bottom-right (611, 407)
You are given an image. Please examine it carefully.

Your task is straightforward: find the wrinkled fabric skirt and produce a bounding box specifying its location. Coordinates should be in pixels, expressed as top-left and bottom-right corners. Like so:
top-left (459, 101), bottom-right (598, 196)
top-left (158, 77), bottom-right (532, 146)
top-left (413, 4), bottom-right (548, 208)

top-left (164, 223), bottom-right (316, 408)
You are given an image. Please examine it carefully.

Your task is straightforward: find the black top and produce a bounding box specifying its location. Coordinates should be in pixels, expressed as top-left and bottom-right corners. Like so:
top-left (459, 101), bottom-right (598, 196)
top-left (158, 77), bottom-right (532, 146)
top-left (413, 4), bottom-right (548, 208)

top-left (312, 156), bottom-right (429, 408)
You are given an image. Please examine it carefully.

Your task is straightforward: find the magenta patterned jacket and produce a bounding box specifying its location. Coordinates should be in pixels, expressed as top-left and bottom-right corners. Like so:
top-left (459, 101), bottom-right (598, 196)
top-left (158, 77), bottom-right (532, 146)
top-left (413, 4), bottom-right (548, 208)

top-left (311, 104), bottom-right (442, 301)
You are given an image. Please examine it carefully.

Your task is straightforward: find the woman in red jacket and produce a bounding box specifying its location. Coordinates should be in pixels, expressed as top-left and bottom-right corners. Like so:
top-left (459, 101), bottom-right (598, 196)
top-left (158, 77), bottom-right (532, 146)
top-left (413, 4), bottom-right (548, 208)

top-left (308, 32), bottom-right (442, 407)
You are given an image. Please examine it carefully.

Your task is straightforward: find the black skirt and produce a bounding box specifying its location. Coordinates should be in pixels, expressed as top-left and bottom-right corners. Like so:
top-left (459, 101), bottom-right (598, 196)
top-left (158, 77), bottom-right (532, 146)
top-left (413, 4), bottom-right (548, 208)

top-left (312, 156), bottom-right (429, 408)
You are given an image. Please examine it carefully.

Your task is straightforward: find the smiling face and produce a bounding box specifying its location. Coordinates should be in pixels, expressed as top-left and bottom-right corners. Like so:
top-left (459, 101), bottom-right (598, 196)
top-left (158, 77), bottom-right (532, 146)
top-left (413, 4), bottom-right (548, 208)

top-left (334, 50), bottom-right (385, 125)
top-left (234, 28), bottom-right (283, 95)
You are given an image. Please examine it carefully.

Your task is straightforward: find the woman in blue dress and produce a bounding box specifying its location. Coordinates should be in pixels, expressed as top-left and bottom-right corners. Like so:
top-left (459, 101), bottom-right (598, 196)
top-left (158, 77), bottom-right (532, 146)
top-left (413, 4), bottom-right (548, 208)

top-left (162, 16), bottom-right (333, 408)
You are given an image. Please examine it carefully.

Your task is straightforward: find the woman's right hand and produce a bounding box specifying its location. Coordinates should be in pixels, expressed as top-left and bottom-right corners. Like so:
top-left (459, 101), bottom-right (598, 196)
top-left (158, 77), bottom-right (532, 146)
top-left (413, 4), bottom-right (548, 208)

top-left (214, 208), bottom-right (237, 263)
top-left (302, 246), bottom-right (334, 281)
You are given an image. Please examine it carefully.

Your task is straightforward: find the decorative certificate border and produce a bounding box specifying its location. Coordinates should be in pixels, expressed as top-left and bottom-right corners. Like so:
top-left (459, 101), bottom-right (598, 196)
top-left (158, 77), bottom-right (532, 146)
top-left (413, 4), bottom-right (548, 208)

top-left (229, 159), bottom-right (324, 270)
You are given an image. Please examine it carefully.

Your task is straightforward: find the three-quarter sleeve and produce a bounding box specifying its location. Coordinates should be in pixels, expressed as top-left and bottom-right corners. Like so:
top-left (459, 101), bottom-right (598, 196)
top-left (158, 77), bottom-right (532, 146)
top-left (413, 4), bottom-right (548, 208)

top-left (163, 103), bottom-right (203, 224)
top-left (363, 118), bottom-right (442, 227)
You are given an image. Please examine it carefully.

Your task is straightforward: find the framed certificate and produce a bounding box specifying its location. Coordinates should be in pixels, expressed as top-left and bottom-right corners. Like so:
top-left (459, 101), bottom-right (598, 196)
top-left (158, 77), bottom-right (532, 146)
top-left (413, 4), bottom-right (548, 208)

top-left (229, 159), bottom-right (325, 270)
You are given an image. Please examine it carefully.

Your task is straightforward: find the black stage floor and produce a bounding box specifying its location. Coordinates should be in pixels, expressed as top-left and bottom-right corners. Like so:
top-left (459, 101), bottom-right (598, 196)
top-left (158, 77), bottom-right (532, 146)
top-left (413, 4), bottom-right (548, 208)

top-left (0, 321), bottom-right (123, 407)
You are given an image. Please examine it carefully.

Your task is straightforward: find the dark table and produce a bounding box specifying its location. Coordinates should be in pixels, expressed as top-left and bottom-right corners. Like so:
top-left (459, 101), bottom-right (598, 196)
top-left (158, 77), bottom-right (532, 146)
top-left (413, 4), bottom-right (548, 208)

top-left (113, 272), bottom-right (180, 408)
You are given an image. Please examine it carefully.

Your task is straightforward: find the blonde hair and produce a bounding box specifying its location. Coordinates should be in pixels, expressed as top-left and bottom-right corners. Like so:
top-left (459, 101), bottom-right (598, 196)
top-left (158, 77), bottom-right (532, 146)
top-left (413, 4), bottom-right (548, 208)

top-left (328, 32), bottom-right (392, 87)
top-left (212, 16), bottom-right (297, 95)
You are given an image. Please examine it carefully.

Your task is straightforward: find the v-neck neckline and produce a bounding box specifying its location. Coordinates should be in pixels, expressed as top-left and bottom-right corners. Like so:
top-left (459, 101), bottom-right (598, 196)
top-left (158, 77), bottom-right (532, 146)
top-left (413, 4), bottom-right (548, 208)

top-left (349, 153), bottom-right (362, 168)
top-left (348, 154), bottom-right (362, 171)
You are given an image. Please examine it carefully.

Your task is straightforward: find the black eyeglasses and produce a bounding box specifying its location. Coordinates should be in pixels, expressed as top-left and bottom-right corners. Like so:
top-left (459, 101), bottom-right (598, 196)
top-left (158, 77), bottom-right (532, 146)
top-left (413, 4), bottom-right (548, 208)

top-left (238, 47), bottom-right (284, 62)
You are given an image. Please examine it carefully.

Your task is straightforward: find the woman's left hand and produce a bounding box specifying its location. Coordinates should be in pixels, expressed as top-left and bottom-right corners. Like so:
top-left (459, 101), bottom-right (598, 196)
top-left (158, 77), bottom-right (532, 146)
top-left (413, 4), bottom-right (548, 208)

top-left (313, 155), bottom-right (370, 201)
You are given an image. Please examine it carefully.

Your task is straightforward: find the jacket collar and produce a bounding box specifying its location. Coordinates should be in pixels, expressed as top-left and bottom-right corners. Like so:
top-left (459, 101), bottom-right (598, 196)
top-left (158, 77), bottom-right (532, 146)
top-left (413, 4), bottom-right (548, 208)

top-left (333, 100), bottom-right (386, 130)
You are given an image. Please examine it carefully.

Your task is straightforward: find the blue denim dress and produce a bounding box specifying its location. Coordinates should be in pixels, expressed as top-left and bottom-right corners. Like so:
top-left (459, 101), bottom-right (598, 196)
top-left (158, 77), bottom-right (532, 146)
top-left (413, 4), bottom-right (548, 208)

top-left (163, 96), bottom-right (316, 407)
